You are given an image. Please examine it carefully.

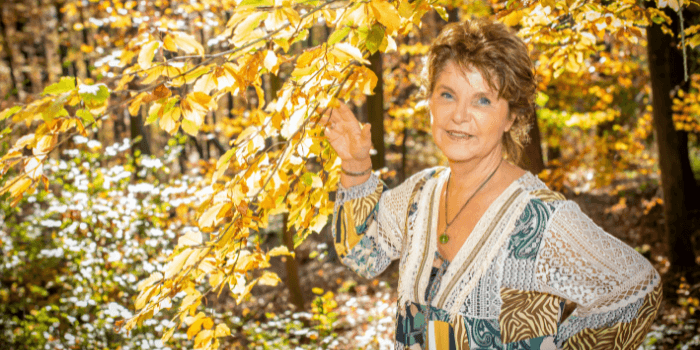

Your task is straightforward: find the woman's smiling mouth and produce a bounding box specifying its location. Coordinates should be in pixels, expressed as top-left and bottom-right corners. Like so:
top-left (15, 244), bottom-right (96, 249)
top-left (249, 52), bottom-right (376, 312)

top-left (446, 130), bottom-right (473, 139)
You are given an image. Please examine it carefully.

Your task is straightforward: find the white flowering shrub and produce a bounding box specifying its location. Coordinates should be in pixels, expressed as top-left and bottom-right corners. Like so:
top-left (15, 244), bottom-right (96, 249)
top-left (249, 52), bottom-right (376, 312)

top-left (0, 136), bottom-right (207, 349)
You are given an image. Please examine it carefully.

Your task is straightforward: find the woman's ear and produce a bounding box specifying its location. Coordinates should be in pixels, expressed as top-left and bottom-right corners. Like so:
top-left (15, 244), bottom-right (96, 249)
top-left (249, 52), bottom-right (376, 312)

top-left (505, 110), bottom-right (517, 132)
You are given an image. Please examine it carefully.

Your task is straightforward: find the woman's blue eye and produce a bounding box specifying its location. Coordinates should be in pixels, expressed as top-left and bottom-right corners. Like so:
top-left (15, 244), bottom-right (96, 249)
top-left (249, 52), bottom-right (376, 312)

top-left (440, 92), bottom-right (453, 99)
top-left (477, 97), bottom-right (491, 106)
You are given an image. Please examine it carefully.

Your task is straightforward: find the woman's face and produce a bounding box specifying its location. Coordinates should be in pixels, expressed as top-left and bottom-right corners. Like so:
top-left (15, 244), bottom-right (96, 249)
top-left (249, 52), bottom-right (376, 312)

top-left (429, 61), bottom-right (513, 164)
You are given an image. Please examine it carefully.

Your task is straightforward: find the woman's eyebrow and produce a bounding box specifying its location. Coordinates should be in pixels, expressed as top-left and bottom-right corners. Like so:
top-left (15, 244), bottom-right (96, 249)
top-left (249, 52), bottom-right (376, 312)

top-left (473, 91), bottom-right (495, 99)
top-left (435, 84), bottom-right (456, 93)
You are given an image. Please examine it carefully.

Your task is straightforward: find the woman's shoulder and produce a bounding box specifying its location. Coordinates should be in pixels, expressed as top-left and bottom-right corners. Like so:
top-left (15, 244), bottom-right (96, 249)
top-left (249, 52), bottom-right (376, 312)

top-left (403, 166), bottom-right (447, 186)
top-left (515, 172), bottom-right (567, 203)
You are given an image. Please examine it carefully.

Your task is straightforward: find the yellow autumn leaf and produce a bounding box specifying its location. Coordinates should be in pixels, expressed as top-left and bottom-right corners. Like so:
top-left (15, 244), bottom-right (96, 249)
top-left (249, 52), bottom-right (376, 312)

top-left (232, 12), bottom-right (268, 45)
top-left (24, 157), bottom-right (43, 180)
top-left (258, 271), bottom-right (281, 286)
top-left (140, 66), bottom-right (164, 85)
top-left (194, 91), bottom-right (215, 107)
top-left (129, 92), bottom-right (147, 116)
top-left (202, 318), bottom-right (213, 329)
top-left (180, 93), bottom-right (211, 135)
top-left (194, 329), bottom-right (213, 348)
top-left (138, 41), bottom-right (160, 69)
top-left (187, 320), bottom-right (203, 340)
top-left (268, 245), bottom-right (293, 257)
top-left (358, 67), bottom-right (378, 95)
top-left (309, 214), bottom-right (329, 233)
top-left (178, 230), bottom-right (202, 247)
top-left (172, 32), bottom-right (204, 57)
top-left (134, 285), bottom-right (157, 310)
top-left (159, 106), bottom-right (181, 135)
top-left (659, 0), bottom-right (681, 11)
top-left (35, 133), bottom-right (57, 155)
top-left (209, 271), bottom-right (225, 289)
top-left (235, 278), bottom-right (259, 304)
top-left (264, 8), bottom-right (287, 32)
top-left (163, 34), bottom-right (178, 52)
top-left (501, 10), bottom-right (523, 27)
top-left (214, 323), bottom-right (231, 337)
top-left (370, 0), bottom-right (402, 32)
top-left (194, 73), bottom-right (218, 94)
top-left (115, 74), bottom-right (135, 91)
top-left (283, 7), bottom-right (301, 26)
top-left (2, 177), bottom-right (32, 199)
top-left (162, 326), bottom-right (176, 343)
top-left (331, 43), bottom-right (369, 64)
top-left (199, 202), bottom-right (226, 228)
top-left (254, 84), bottom-right (265, 109)
top-left (137, 272), bottom-right (164, 290)
top-left (263, 50), bottom-right (278, 74)
top-left (164, 248), bottom-right (194, 279)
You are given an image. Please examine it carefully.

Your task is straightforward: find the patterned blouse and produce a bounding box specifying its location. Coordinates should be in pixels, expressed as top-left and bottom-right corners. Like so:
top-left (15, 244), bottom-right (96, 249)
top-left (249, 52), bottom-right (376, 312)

top-left (331, 167), bottom-right (661, 350)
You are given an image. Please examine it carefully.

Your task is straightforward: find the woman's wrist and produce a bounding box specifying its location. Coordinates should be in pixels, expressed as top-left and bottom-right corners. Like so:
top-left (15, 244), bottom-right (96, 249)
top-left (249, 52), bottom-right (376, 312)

top-left (341, 157), bottom-right (372, 173)
top-left (339, 157), bottom-right (372, 188)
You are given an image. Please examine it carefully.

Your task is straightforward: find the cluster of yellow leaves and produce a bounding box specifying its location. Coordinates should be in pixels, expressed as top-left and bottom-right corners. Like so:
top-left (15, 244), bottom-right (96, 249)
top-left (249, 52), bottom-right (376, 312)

top-left (0, 77), bottom-right (109, 205)
top-left (672, 75), bottom-right (700, 133)
top-left (113, 1), bottom-right (437, 349)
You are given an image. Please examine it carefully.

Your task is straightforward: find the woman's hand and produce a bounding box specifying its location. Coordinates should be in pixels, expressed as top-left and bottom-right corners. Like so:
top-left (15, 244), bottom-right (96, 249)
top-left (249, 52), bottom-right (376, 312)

top-left (321, 102), bottom-right (372, 167)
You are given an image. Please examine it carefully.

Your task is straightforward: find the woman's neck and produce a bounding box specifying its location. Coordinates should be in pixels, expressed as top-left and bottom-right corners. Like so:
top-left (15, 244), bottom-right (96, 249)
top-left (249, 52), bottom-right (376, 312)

top-left (446, 151), bottom-right (504, 194)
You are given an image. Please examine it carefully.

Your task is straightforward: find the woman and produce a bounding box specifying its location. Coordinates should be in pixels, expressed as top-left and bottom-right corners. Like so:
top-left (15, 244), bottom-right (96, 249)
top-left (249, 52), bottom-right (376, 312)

top-left (323, 18), bottom-right (661, 350)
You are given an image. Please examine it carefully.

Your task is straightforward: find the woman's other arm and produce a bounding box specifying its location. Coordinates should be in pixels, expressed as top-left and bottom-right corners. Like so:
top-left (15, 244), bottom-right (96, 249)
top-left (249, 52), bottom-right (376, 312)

top-left (535, 201), bottom-right (662, 349)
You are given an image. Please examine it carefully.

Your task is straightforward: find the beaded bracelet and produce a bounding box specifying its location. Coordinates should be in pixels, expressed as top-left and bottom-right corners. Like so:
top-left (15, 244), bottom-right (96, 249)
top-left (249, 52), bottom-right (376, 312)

top-left (341, 166), bottom-right (372, 176)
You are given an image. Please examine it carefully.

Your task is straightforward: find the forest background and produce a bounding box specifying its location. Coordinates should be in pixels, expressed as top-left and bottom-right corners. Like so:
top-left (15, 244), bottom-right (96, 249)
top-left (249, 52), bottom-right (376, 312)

top-left (1, 0), bottom-right (699, 349)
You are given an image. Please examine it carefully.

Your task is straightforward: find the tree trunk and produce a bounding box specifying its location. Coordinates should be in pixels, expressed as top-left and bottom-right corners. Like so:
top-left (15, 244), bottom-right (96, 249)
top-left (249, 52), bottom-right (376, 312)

top-left (77, 3), bottom-right (91, 79)
top-left (54, 0), bottom-right (71, 77)
top-left (517, 116), bottom-right (545, 174)
top-left (645, 1), bottom-right (698, 271)
top-left (41, 0), bottom-right (60, 84)
top-left (282, 214), bottom-right (304, 310)
top-left (129, 108), bottom-right (151, 157)
top-left (366, 52), bottom-right (385, 169)
top-left (1, 3), bottom-right (24, 99)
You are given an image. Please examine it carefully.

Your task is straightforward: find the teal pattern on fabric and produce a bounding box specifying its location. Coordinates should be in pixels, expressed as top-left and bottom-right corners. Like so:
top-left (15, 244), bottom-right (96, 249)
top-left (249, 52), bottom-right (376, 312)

top-left (341, 235), bottom-right (391, 279)
top-left (508, 198), bottom-right (550, 261)
top-left (354, 203), bottom-right (379, 234)
top-left (396, 302), bottom-right (452, 346)
top-left (467, 318), bottom-right (503, 349)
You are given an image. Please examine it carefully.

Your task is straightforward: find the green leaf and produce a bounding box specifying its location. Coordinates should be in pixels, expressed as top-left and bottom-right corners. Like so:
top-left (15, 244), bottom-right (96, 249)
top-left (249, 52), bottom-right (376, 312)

top-left (239, 0), bottom-right (273, 7)
top-left (162, 96), bottom-right (180, 114)
top-left (77, 109), bottom-right (95, 124)
top-left (290, 29), bottom-right (309, 45)
top-left (42, 77), bottom-right (76, 96)
top-left (435, 6), bottom-right (448, 22)
top-left (357, 25), bottom-right (370, 42)
top-left (79, 84), bottom-right (110, 105)
top-left (366, 24), bottom-right (385, 54)
top-left (0, 106), bottom-right (21, 121)
top-left (328, 27), bottom-right (351, 46)
top-left (301, 172), bottom-right (314, 186)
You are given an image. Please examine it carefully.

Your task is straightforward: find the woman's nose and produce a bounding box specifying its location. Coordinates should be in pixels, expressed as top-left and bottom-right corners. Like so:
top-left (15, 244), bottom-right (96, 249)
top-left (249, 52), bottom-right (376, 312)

top-left (452, 104), bottom-right (471, 123)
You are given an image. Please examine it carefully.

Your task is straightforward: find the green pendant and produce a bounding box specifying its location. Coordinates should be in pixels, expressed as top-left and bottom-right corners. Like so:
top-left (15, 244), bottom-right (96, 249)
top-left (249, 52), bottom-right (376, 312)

top-left (439, 233), bottom-right (449, 244)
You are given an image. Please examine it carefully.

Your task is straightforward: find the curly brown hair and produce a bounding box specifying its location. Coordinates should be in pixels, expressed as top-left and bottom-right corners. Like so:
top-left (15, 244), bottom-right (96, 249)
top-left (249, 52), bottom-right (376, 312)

top-left (421, 17), bottom-right (537, 163)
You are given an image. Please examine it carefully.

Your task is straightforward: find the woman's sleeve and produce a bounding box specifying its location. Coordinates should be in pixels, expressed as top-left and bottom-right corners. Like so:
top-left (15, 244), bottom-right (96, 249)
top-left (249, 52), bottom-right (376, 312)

top-left (534, 201), bottom-right (662, 350)
top-left (331, 169), bottom-right (431, 279)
